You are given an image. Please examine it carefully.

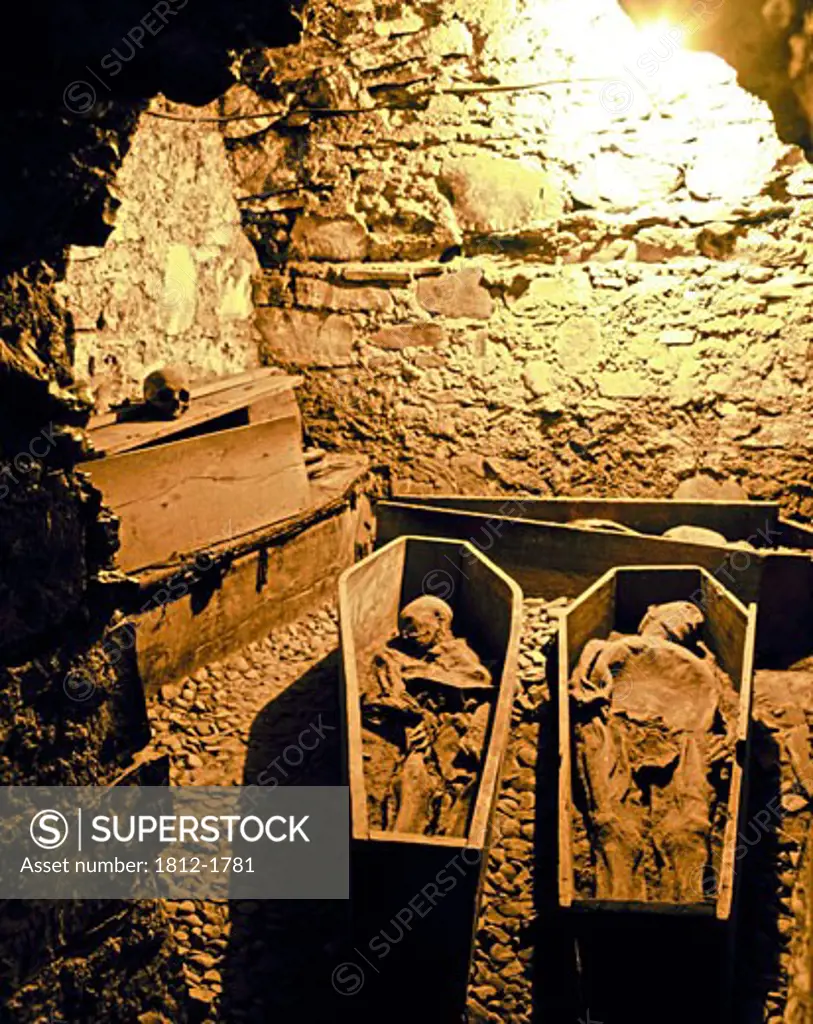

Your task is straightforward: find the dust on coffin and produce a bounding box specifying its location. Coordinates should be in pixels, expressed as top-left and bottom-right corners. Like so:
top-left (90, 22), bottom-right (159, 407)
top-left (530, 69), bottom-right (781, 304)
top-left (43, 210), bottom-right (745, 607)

top-left (558, 565), bottom-right (757, 921)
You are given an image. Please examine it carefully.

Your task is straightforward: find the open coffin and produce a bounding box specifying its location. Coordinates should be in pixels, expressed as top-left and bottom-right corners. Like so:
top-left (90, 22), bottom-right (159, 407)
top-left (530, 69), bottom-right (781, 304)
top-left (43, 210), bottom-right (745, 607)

top-left (376, 497), bottom-right (812, 666)
top-left (558, 565), bottom-right (756, 921)
top-left (338, 536), bottom-right (522, 1018)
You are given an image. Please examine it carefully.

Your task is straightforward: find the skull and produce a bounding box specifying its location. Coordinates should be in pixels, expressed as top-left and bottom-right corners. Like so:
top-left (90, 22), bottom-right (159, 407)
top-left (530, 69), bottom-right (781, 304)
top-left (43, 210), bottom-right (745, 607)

top-left (639, 600), bottom-right (705, 647)
top-left (143, 365), bottom-right (191, 420)
top-left (398, 596), bottom-right (454, 655)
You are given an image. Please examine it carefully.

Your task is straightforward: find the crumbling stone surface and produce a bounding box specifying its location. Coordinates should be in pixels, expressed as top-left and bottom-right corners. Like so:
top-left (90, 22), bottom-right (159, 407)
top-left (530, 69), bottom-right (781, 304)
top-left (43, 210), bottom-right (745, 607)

top-left (621, 0), bottom-right (813, 150)
top-left (224, 0), bottom-right (813, 516)
top-left (0, 619), bottom-right (149, 787)
top-left (0, 85), bottom-right (186, 1024)
top-left (3, 900), bottom-right (188, 1023)
top-left (58, 96), bottom-right (260, 413)
top-left (255, 251), bottom-right (813, 515)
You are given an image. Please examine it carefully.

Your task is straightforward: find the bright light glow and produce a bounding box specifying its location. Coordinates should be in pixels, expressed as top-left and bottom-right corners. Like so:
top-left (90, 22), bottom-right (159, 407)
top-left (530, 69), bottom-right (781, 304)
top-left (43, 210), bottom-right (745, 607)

top-left (494, 0), bottom-right (784, 210)
top-left (637, 18), bottom-right (686, 54)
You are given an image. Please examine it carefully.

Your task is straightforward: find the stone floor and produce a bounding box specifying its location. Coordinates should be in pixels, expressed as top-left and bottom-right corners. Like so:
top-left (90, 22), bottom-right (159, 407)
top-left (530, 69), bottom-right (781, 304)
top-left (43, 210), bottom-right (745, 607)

top-left (145, 599), bottom-right (813, 1024)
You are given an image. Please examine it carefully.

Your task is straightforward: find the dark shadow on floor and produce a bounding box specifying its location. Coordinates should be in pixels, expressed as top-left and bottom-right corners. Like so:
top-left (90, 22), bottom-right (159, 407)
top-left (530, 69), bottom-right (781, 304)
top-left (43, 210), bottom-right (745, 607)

top-left (221, 650), bottom-right (353, 1024)
top-left (222, 646), bottom-right (480, 1023)
top-left (531, 633), bottom-right (584, 1024)
top-left (732, 720), bottom-right (783, 1023)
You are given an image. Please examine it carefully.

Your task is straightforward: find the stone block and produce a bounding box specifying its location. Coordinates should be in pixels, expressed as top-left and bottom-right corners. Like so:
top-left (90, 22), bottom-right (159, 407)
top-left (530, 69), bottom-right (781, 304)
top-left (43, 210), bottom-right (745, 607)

top-left (592, 239), bottom-right (637, 262)
top-left (257, 308), bottom-right (354, 367)
top-left (556, 317), bottom-right (602, 373)
top-left (289, 216), bottom-right (369, 261)
top-left (673, 474), bottom-right (749, 501)
top-left (635, 227), bottom-right (696, 262)
top-left (370, 323), bottom-right (446, 350)
top-left (513, 269), bottom-right (593, 313)
top-left (659, 329), bottom-right (696, 346)
top-left (595, 369), bottom-right (649, 399)
top-left (439, 154), bottom-right (566, 233)
top-left (522, 360), bottom-right (564, 412)
top-left (571, 152), bottom-right (681, 211)
top-left (416, 268), bottom-right (494, 319)
top-left (295, 277), bottom-right (394, 313)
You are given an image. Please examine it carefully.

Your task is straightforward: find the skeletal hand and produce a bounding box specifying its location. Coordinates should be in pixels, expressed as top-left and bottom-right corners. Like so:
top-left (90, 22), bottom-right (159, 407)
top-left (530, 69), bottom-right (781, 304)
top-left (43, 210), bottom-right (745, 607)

top-left (408, 720), bottom-right (433, 755)
top-left (706, 733), bottom-right (731, 766)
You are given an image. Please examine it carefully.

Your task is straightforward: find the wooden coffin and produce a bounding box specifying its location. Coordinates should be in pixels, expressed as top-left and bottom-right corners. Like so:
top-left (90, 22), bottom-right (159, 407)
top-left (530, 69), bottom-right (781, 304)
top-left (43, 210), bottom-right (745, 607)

top-left (558, 565), bottom-right (756, 920)
top-left (131, 453), bottom-right (371, 693)
top-left (376, 499), bottom-right (813, 666)
top-left (338, 536), bottom-right (522, 1019)
top-left (82, 370), bottom-right (310, 573)
top-left (390, 494), bottom-right (780, 541)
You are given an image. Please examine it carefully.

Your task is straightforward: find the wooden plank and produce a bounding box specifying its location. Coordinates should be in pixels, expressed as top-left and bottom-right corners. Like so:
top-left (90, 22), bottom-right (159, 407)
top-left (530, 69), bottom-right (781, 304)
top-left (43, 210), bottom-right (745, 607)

top-left (376, 501), bottom-right (813, 666)
top-left (376, 501), bottom-right (763, 603)
top-left (459, 548), bottom-right (523, 850)
top-left (717, 601), bottom-right (756, 922)
top-left (85, 416), bottom-right (310, 572)
top-left (132, 453), bottom-right (368, 585)
top-left (614, 566), bottom-right (707, 635)
top-left (367, 829), bottom-right (468, 848)
top-left (87, 371), bottom-right (303, 456)
top-left (700, 572), bottom-right (750, 685)
top-left (391, 494), bottom-right (780, 542)
top-left (338, 538), bottom-right (407, 842)
top-left (753, 553), bottom-right (813, 667)
top-left (137, 495), bottom-right (365, 691)
top-left (778, 517), bottom-right (813, 550)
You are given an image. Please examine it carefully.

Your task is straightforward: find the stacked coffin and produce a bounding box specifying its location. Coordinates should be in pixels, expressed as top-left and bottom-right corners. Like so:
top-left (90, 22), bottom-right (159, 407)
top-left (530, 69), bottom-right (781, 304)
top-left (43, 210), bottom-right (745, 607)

top-left (83, 369), bottom-right (310, 573)
top-left (376, 494), bottom-right (813, 664)
top-left (83, 369), bottom-right (370, 689)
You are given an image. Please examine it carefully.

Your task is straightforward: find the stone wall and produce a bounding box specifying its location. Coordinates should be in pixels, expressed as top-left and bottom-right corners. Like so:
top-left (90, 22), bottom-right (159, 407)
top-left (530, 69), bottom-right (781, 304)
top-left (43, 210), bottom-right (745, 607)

top-left (0, 94), bottom-right (187, 1023)
top-left (223, 0), bottom-right (813, 515)
top-left (59, 96), bottom-right (260, 412)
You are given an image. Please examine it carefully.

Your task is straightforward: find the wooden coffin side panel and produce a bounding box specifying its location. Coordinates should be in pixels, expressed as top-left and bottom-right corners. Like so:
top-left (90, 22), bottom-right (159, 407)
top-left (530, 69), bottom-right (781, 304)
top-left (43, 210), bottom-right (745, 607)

top-left (778, 517), bottom-right (813, 550)
top-left (559, 569), bottom-right (617, 908)
top-left (613, 565), bottom-right (705, 635)
top-left (391, 494), bottom-right (780, 542)
top-left (339, 537), bottom-right (408, 841)
top-left (138, 501), bottom-right (362, 692)
top-left (456, 544), bottom-right (523, 851)
top-left (717, 600), bottom-right (757, 922)
top-left (375, 502), bottom-right (765, 606)
top-left (757, 552), bottom-right (813, 667)
top-left (85, 416), bottom-right (310, 573)
top-left (398, 538), bottom-right (464, 611)
top-left (700, 571), bottom-right (750, 686)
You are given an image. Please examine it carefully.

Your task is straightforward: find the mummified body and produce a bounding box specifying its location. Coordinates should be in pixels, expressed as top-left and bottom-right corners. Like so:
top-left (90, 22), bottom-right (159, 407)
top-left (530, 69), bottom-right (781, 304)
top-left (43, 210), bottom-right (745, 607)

top-left (361, 596), bottom-right (494, 836)
top-left (570, 601), bottom-right (737, 902)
